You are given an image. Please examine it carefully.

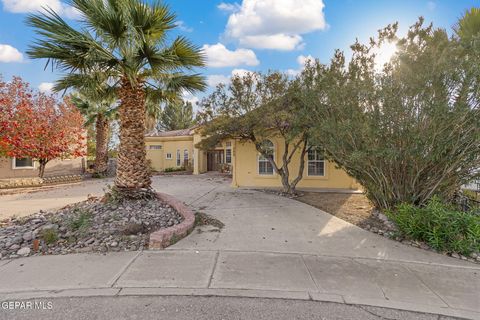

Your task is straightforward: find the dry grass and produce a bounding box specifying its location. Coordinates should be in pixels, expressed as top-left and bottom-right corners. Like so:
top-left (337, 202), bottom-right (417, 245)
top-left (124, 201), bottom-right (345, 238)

top-left (296, 192), bottom-right (385, 229)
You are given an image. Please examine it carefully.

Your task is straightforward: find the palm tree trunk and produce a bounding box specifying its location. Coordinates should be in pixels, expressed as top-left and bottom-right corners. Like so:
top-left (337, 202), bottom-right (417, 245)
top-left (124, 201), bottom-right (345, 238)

top-left (115, 77), bottom-right (152, 195)
top-left (94, 113), bottom-right (109, 175)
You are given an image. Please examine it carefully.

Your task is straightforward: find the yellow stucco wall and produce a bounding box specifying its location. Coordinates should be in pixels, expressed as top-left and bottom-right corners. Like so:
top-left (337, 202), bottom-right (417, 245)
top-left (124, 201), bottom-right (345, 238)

top-left (232, 137), bottom-right (359, 190)
top-left (193, 133), bottom-right (207, 174)
top-left (145, 136), bottom-right (194, 172)
top-left (145, 132), bottom-right (359, 190)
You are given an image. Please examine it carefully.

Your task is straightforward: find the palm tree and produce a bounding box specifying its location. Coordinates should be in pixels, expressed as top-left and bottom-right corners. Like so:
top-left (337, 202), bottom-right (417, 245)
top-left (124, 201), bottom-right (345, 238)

top-left (454, 8), bottom-right (480, 42)
top-left (69, 74), bottom-right (117, 176)
top-left (27, 0), bottom-right (206, 197)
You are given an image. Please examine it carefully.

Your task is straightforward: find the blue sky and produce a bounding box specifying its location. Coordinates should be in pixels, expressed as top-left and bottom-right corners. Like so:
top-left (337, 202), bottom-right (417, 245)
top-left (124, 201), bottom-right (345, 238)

top-left (0, 0), bottom-right (477, 105)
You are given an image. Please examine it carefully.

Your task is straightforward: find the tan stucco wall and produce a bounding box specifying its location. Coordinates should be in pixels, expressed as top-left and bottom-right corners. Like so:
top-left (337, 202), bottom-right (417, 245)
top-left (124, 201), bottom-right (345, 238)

top-left (146, 136), bottom-right (195, 172)
top-left (0, 157), bottom-right (85, 179)
top-left (232, 137), bottom-right (359, 190)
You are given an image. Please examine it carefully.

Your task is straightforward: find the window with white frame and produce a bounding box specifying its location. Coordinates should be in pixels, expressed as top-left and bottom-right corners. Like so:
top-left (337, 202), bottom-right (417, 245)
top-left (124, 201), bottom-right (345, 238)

top-left (13, 157), bottom-right (34, 169)
top-left (149, 145), bottom-right (162, 150)
top-left (307, 147), bottom-right (325, 176)
top-left (184, 149), bottom-right (189, 161)
top-left (166, 153), bottom-right (172, 159)
top-left (176, 149), bottom-right (181, 166)
top-left (258, 140), bottom-right (274, 175)
top-left (225, 141), bottom-right (232, 164)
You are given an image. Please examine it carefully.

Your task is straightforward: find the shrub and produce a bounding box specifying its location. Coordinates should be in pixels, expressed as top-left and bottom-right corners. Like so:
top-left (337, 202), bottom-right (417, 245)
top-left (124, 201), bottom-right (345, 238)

top-left (40, 228), bottom-right (59, 245)
top-left (387, 197), bottom-right (480, 255)
top-left (68, 209), bottom-right (92, 232)
top-left (164, 167), bottom-right (184, 173)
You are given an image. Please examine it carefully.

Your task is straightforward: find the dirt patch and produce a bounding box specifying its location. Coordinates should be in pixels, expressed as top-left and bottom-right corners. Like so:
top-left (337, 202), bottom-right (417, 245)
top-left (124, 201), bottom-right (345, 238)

top-left (296, 192), bottom-right (386, 230)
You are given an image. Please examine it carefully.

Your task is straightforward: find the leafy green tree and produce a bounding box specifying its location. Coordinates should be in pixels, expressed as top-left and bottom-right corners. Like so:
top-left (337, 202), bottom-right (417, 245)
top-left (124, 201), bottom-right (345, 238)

top-left (197, 72), bottom-right (314, 194)
top-left (27, 0), bottom-right (206, 197)
top-left (157, 100), bottom-right (195, 131)
top-left (303, 18), bottom-right (480, 209)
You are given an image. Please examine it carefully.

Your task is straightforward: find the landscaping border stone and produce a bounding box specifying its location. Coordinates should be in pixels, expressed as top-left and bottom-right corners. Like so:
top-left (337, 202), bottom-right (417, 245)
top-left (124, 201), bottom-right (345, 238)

top-left (149, 193), bottom-right (195, 249)
top-left (0, 175), bottom-right (83, 189)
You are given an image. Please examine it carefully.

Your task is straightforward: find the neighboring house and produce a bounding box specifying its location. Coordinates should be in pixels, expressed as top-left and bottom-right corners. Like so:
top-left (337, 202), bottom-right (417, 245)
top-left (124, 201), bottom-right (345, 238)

top-left (145, 128), bottom-right (359, 190)
top-left (0, 157), bottom-right (86, 179)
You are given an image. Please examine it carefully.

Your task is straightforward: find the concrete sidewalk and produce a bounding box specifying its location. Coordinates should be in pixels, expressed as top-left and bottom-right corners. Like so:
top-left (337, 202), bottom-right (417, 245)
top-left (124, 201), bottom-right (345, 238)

top-left (0, 249), bottom-right (478, 319)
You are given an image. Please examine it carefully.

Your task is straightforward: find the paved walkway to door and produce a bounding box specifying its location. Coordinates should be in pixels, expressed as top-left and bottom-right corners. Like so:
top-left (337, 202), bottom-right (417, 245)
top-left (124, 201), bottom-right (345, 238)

top-left (0, 174), bottom-right (478, 319)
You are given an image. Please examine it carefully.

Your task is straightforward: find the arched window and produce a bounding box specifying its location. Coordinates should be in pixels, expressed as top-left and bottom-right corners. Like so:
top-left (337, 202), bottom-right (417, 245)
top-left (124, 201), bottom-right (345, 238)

top-left (258, 140), bottom-right (274, 175)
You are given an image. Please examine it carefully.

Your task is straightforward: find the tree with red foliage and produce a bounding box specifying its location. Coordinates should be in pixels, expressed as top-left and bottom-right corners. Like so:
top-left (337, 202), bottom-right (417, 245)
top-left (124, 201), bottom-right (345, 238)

top-left (0, 77), bottom-right (86, 177)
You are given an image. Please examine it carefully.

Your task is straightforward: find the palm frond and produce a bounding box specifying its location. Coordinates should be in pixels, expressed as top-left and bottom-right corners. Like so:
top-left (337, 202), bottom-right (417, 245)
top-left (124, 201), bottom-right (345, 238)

top-left (26, 7), bottom-right (117, 72)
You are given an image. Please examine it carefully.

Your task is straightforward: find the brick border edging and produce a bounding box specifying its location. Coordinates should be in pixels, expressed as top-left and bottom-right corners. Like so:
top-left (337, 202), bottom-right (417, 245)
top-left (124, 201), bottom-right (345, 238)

top-left (149, 193), bottom-right (195, 249)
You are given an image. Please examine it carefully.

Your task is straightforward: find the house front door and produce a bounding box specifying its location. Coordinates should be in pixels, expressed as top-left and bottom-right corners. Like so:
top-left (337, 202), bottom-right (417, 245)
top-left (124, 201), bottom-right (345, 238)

top-left (207, 150), bottom-right (224, 171)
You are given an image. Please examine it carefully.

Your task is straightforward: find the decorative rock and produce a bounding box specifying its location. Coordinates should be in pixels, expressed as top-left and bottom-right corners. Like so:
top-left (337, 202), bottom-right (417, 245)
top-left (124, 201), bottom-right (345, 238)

top-left (17, 247), bottom-right (31, 256)
top-left (0, 195), bottom-right (184, 259)
top-left (22, 232), bottom-right (33, 242)
top-left (41, 224), bottom-right (58, 231)
top-left (11, 236), bottom-right (23, 245)
top-left (451, 253), bottom-right (460, 259)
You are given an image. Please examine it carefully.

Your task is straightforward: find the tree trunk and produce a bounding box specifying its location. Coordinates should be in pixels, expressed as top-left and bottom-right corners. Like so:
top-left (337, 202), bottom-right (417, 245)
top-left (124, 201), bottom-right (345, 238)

top-left (290, 140), bottom-right (309, 192)
top-left (38, 159), bottom-right (48, 178)
top-left (115, 78), bottom-right (152, 195)
top-left (94, 113), bottom-right (109, 175)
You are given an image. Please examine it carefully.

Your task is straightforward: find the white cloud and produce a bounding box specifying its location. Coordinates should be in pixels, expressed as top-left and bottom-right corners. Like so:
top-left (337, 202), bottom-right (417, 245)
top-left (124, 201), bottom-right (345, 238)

top-left (1, 0), bottom-right (80, 18)
top-left (202, 43), bottom-right (259, 68)
top-left (38, 82), bottom-right (54, 93)
top-left (231, 68), bottom-right (254, 78)
top-left (427, 1), bottom-right (436, 11)
top-left (286, 54), bottom-right (315, 76)
top-left (182, 90), bottom-right (199, 106)
top-left (217, 2), bottom-right (240, 12)
top-left (240, 34), bottom-right (302, 51)
top-left (207, 69), bottom-right (255, 88)
top-left (175, 20), bottom-right (193, 33)
top-left (297, 54), bottom-right (314, 66)
top-left (0, 44), bottom-right (23, 62)
top-left (207, 74), bottom-right (231, 87)
top-left (224, 0), bottom-right (327, 51)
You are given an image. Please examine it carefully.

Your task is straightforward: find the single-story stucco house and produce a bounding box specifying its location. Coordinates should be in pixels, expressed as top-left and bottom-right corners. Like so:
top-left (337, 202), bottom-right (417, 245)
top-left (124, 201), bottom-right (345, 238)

top-left (0, 157), bottom-right (86, 179)
top-left (145, 127), bottom-right (359, 190)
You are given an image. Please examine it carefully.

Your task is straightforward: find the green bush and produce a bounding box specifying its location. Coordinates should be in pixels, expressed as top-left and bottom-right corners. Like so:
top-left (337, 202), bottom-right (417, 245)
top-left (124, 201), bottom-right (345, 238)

top-left (68, 209), bottom-right (92, 232)
top-left (40, 228), bottom-right (59, 245)
top-left (164, 167), bottom-right (184, 173)
top-left (387, 197), bottom-right (480, 255)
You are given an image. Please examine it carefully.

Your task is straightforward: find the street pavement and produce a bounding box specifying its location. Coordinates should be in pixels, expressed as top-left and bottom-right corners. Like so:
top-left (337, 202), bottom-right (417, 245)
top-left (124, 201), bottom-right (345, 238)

top-left (0, 296), bottom-right (462, 320)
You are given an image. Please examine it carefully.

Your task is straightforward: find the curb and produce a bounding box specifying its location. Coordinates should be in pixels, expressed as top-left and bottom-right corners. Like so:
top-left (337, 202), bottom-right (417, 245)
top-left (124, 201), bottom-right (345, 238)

top-left (149, 193), bottom-right (195, 249)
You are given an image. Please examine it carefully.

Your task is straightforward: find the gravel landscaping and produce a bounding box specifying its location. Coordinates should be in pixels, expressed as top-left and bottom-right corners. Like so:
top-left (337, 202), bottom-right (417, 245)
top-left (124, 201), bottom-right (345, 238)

top-left (0, 196), bottom-right (183, 260)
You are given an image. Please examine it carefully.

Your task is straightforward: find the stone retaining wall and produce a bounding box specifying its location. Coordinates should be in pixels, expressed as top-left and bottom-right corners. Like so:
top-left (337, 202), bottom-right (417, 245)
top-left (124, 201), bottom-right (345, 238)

top-left (0, 175), bottom-right (83, 189)
top-left (149, 193), bottom-right (196, 249)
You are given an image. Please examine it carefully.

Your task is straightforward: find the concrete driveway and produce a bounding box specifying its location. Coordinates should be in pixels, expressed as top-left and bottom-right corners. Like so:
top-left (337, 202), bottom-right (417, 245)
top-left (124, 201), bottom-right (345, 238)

top-left (0, 174), bottom-right (476, 265)
top-left (0, 174), bottom-right (479, 319)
